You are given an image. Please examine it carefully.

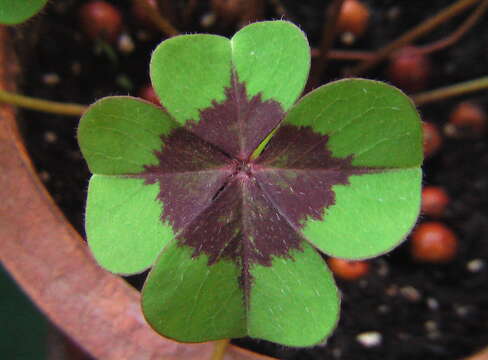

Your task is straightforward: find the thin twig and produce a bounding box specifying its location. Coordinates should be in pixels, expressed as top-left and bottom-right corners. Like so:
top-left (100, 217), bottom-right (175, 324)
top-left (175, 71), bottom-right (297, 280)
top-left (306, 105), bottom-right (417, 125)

top-left (347, 0), bottom-right (481, 76)
top-left (311, 0), bottom-right (487, 62)
top-left (417, 0), bottom-right (488, 54)
top-left (210, 339), bottom-right (230, 360)
top-left (412, 76), bottom-right (488, 106)
top-left (307, 0), bottom-right (345, 89)
top-left (140, 0), bottom-right (179, 37)
top-left (312, 48), bottom-right (374, 61)
top-left (0, 89), bottom-right (87, 116)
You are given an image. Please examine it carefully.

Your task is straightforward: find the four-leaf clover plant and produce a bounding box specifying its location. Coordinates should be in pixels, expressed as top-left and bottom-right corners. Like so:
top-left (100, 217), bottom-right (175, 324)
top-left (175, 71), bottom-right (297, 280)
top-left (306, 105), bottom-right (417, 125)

top-left (78, 21), bottom-right (423, 347)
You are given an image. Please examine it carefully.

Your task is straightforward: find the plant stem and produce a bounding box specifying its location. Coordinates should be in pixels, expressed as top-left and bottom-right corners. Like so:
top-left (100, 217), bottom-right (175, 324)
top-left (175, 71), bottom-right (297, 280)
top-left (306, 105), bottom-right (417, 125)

top-left (210, 339), bottom-right (230, 360)
top-left (140, 0), bottom-right (179, 37)
top-left (0, 89), bottom-right (87, 116)
top-left (347, 0), bottom-right (481, 76)
top-left (412, 76), bottom-right (488, 106)
top-left (417, 0), bottom-right (488, 55)
top-left (318, 0), bottom-right (346, 71)
top-left (312, 0), bottom-right (487, 62)
top-left (312, 48), bottom-right (374, 61)
top-left (307, 0), bottom-right (345, 89)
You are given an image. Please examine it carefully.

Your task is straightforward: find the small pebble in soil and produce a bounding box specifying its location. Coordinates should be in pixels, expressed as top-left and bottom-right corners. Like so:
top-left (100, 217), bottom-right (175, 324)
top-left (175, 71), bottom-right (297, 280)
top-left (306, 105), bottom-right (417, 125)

top-left (39, 171), bottom-right (50, 183)
top-left (445, 101), bottom-right (486, 138)
top-left (455, 304), bottom-right (475, 318)
top-left (400, 285), bottom-right (422, 302)
top-left (466, 258), bottom-right (485, 272)
top-left (426, 297), bottom-right (440, 311)
top-left (42, 73), bottom-right (60, 86)
top-left (385, 284), bottom-right (398, 296)
top-left (71, 62), bottom-right (82, 76)
top-left (332, 347), bottom-right (342, 358)
top-left (387, 46), bottom-right (431, 92)
top-left (44, 131), bottom-right (58, 144)
top-left (118, 32), bottom-right (135, 54)
top-left (424, 320), bottom-right (439, 332)
top-left (327, 258), bottom-right (370, 280)
top-left (201, 12), bottom-right (217, 28)
top-left (79, 0), bottom-right (123, 43)
top-left (422, 122), bottom-right (442, 157)
top-left (421, 186), bottom-right (450, 218)
top-left (410, 222), bottom-right (458, 263)
top-left (376, 259), bottom-right (389, 277)
top-left (336, 0), bottom-right (370, 42)
top-left (356, 331), bottom-right (382, 347)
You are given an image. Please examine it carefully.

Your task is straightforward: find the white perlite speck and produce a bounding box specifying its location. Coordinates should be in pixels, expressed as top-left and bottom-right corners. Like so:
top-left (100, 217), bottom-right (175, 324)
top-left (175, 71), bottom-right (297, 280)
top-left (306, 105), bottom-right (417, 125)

top-left (356, 331), bottom-right (382, 347)
top-left (467, 259), bottom-right (485, 272)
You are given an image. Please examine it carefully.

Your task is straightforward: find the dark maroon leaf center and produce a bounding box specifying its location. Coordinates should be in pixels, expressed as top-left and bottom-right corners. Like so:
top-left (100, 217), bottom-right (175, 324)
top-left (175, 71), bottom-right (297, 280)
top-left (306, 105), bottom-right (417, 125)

top-left (138, 76), bottom-right (374, 293)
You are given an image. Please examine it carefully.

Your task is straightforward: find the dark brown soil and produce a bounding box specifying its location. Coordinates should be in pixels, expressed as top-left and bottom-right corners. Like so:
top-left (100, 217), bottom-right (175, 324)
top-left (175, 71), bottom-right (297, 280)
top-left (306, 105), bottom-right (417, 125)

top-left (14, 0), bottom-right (488, 359)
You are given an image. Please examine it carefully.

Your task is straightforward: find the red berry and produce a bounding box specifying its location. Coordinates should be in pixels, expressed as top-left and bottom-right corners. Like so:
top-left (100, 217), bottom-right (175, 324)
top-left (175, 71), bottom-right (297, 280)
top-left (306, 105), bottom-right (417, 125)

top-left (387, 47), bottom-right (431, 92)
top-left (138, 85), bottom-right (160, 106)
top-left (410, 222), bottom-right (458, 263)
top-left (421, 186), bottom-right (449, 217)
top-left (336, 0), bottom-right (370, 38)
top-left (445, 101), bottom-right (486, 137)
top-left (211, 0), bottom-right (246, 24)
top-left (422, 122), bottom-right (442, 157)
top-left (132, 0), bottom-right (159, 29)
top-left (79, 1), bottom-right (122, 43)
top-left (327, 258), bottom-right (370, 281)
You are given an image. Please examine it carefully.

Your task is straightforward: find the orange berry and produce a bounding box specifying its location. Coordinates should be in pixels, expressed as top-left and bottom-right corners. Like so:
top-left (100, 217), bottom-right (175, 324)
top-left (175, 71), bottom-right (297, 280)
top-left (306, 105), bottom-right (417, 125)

top-left (411, 222), bottom-right (458, 263)
top-left (445, 101), bottom-right (486, 137)
top-left (421, 186), bottom-right (449, 217)
top-left (327, 258), bottom-right (370, 281)
top-left (422, 122), bottom-right (442, 157)
top-left (387, 47), bottom-right (431, 92)
top-left (336, 0), bottom-right (370, 38)
top-left (138, 85), bottom-right (160, 106)
top-left (79, 1), bottom-right (122, 43)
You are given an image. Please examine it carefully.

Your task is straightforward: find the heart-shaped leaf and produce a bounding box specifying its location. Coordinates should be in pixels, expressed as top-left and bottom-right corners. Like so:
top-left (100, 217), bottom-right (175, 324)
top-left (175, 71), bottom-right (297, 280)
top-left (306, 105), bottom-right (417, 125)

top-left (78, 21), bottom-right (423, 347)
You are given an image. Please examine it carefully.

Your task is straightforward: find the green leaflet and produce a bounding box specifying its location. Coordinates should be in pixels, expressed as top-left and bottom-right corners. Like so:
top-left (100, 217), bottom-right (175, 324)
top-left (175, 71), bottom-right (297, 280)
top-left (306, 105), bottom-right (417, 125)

top-left (0, 0), bottom-right (47, 24)
top-left (150, 21), bottom-right (309, 126)
top-left (78, 96), bottom-right (177, 175)
top-left (142, 241), bottom-right (339, 347)
top-left (86, 175), bottom-right (173, 274)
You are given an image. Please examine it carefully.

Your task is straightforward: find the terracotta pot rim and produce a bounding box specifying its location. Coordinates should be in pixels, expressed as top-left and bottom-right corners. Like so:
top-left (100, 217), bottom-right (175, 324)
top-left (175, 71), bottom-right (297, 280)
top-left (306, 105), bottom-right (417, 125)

top-left (0, 25), bottom-right (272, 360)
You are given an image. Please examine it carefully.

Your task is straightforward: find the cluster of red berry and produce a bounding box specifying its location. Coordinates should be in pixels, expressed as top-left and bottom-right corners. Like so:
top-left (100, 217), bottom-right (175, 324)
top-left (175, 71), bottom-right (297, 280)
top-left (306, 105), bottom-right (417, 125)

top-left (326, 0), bottom-right (487, 281)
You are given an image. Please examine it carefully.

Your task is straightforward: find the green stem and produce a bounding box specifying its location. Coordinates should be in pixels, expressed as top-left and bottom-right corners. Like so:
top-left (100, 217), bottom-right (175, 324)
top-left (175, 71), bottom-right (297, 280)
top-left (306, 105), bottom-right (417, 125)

top-left (347, 0), bottom-right (481, 76)
top-left (0, 89), bottom-right (87, 116)
top-left (210, 339), bottom-right (230, 360)
top-left (412, 76), bottom-right (488, 106)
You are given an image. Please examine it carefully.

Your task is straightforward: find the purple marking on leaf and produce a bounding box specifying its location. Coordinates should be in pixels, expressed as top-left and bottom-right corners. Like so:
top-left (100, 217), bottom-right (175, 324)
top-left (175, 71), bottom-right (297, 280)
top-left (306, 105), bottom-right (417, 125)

top-left (254, 125), bottom-right (375, 227)
top-left (140, 128), bottom-right (233, 230)
top-left (138, 78), bottom-right (377, 296)
top-left (188, 73), bottom-right (284, 160)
